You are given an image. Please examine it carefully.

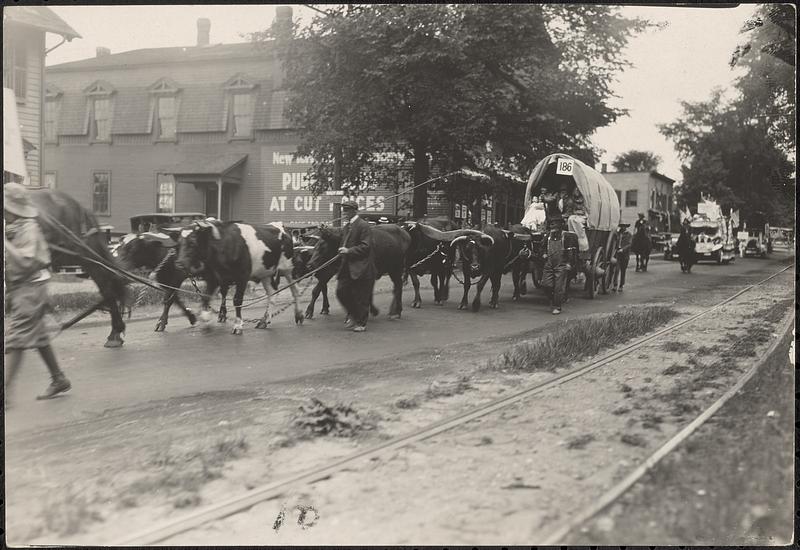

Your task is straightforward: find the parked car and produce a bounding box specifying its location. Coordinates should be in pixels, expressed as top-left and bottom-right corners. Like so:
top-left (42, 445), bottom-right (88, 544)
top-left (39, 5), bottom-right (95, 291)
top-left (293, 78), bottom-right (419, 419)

top-left (662, 233), bottom-right (681, 260)
top-left (129, 212), bottom-right (207, 234)
top-left (742, 230), bottom-right (769, 258)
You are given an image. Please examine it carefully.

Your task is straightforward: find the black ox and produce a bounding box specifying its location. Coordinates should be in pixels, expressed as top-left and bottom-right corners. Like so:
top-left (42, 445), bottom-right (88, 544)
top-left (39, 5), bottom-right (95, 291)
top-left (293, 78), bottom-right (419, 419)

top-left (402, 217), bottom-right (459, 307)
top-left (505, 224), bottom-right (546, 301)
top-left (175, 220), bottom-right (304, 334)
top-left (30, 189), bottom-right (129, 347)
top-left (301, 224), bottom-right (411, 319)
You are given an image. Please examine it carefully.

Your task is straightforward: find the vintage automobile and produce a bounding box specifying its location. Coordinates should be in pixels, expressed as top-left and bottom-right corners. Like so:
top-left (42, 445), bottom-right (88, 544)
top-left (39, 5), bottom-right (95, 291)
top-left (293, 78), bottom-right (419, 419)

top-left (662, 233), bottom-right (681, 260)
top-left (128, 212), bottom-right (208, 234)
top-left (741, 230), bottom-right (769, 258)
top-left (690, 217), bottom-right (735, 264)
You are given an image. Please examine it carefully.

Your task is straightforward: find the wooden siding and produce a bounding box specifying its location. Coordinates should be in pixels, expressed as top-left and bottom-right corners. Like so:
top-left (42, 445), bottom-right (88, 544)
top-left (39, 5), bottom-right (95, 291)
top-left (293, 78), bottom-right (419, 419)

top-left (10, 28), bottom-right (45, 187)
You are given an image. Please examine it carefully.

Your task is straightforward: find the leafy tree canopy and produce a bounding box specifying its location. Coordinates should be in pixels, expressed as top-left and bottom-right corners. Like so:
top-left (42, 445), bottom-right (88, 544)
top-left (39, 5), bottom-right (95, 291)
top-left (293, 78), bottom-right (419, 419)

top-left (611, 150), bottom-right (662, 172)
top-left (659, 90), bottom-right (794, 226)
top-left (254, 4), bottom-right (648, 217)
top-left (731, 3), bottom-right (796, 149)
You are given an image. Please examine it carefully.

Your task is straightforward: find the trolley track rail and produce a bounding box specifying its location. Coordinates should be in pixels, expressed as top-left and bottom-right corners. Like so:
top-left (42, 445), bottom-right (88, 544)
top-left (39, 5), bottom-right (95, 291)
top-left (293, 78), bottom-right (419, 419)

top-left (114, 264), bottom-right (793, 545)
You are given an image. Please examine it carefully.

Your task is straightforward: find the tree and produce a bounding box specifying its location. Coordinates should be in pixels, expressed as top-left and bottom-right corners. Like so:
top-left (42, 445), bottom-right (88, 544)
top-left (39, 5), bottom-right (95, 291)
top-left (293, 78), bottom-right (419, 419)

top-left (731, 4), bottom-right (796, 150)
top-left (659, 90), bottom-right (795, 226)
top-left (611, 150), bottom-right (662, 172)
top-left (256, 5), bottom-right (648, 218)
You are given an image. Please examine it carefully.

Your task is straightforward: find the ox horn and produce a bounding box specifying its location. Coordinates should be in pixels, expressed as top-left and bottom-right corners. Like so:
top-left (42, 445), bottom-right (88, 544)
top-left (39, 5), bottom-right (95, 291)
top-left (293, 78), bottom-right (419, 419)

top-left (293, 245), bottom-right (316, 252)
top-left (480, 234), bottom-right (495, 246)
top-left (450, 235), bottom-right (469, 247)
top-left (417, 224), bottom-right (488, 242)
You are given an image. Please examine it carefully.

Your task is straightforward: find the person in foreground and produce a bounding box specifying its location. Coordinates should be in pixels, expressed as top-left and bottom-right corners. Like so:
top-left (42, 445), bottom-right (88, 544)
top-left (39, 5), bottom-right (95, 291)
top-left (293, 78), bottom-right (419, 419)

top-left (4, 182), bottom-right (71, 405)
top-left (335, 200), bottom-right (377, 332)
top-left (541, 217), bottom-right (572, 315)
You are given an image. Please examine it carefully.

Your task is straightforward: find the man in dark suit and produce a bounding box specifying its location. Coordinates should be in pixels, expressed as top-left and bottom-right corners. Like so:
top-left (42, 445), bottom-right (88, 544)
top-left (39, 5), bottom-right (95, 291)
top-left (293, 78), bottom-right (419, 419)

top-left (612, 223), bottom-right (632, 292)
top-left (336, 200), bottom-right (377, 332)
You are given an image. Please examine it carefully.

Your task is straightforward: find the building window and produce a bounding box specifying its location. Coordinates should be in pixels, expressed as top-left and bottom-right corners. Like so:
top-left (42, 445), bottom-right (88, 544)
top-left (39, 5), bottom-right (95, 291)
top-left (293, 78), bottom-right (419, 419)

top-left (44, 172), bottom-right (57, 189)
top-left (232, 93), bottom-right (253, 137)
top-left (3, 37), bottom-right (26, 101)
top-left (625, 190), bottom-right (638, 207)
top-left (93, 98), bottom-right (111, 141)
top-left (45, 99), bottom-right (59, 142)
top-left (92, 171), bottom-right (111, 215)
top-left (156, 174), bottom-right (175, 213)
top-left (157, 96), bottom-right (176, 139)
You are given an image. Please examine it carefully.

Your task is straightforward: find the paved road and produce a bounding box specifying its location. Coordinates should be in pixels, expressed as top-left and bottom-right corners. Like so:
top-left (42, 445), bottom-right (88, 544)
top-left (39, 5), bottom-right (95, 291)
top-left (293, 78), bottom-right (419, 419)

top-left (5, 253), bottom-right (793, 435)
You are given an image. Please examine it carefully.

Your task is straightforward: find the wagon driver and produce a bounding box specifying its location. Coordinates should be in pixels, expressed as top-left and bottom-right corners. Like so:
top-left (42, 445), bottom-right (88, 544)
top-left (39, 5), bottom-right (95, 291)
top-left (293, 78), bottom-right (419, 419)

top-left (4, 182), bottom-right (72, 406)
top-left (336, 200), bottom-right (377, 332)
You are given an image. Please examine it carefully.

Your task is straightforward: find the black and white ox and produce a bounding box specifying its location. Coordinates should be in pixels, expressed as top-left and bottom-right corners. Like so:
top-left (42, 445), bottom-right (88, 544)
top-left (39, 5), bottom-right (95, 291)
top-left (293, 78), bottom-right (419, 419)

top-left (175, 220), bottom-right (304, 334)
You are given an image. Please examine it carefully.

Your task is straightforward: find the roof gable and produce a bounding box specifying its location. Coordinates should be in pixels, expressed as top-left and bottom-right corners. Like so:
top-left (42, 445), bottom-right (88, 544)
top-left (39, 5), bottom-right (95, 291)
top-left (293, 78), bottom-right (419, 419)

top-left (148, 77), bottom-right (181, 94)
top-left (83, 80), bottom-right (116, 96)
top-left (224, 73), bottom-right (258, 90)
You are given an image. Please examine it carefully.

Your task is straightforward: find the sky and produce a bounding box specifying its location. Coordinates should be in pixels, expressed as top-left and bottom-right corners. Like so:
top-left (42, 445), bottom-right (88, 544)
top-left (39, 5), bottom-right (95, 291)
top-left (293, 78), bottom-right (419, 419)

top-left (42, 4), bottom-right (757, 184)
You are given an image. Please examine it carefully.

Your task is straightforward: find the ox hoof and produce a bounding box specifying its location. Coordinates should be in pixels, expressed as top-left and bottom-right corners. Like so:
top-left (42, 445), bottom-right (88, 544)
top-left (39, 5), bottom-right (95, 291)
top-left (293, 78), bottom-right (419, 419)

top-left (187, 314), bottom-right (197, 326)
top-left (255, 320), bottom-right (269, 329)
top-left (232, 327), bottom-right (243, 335)
top-left (305, 312), bottom-right (314, 320)
top-left (104, 337), bottom-right (124, 348)
top-left (295, 313), bottom-right (305, 325)
top-left (154, 323), bottom-right (166, 332)
top-left (512, 295), bottom-right (519, 301)
top-left (412, 301), bottom-right (422, 309)
top-left (388, 313), bottom-right (401, 320)
top-left (458, 303), bottom-right (468, 310)
top-left (321, 310), bottom-right (330, 315)
top-left (490, 302), bottom-right (498, 309)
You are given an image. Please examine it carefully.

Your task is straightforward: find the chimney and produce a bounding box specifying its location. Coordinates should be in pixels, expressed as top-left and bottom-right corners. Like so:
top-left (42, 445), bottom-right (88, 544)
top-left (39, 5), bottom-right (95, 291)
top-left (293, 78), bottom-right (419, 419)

top-left (601, 163), bottom-right (607, 173)
top-left (96, 47), bottom-right (111, 57)
top-left (272, 6), bottom-right (293, 34)
top-left (197, 18), bottom-right (211, 46)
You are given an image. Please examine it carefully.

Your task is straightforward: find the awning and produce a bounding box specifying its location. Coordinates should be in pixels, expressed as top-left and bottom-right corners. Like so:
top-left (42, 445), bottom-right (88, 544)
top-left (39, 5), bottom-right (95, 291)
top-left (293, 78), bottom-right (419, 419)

top-left (4, 6), bottom-right (82, 40)
top-left (167, 153), bottom-right (248, 183)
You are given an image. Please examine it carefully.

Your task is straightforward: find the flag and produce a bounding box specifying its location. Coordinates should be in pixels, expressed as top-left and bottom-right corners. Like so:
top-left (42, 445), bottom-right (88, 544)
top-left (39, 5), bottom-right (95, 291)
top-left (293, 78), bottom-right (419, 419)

top-left (731, 209), bottom-right (740, 228)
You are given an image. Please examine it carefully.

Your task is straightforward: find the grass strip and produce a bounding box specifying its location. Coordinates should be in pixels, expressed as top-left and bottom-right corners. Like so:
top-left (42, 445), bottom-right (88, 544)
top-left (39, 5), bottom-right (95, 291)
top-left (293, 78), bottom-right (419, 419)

top-left (493, 306), bottom-right (680, 373)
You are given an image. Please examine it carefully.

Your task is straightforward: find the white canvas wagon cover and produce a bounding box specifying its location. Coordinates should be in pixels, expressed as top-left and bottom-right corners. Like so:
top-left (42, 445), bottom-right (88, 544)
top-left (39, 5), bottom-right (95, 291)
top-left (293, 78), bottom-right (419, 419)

top-left (525, 153), bottom-right (621, 231)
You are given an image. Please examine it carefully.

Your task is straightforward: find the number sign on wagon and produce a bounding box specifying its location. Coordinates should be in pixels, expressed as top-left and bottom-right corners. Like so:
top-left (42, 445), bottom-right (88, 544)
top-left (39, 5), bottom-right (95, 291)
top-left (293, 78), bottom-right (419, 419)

top-left (555, 158), bottom-right (574, 176)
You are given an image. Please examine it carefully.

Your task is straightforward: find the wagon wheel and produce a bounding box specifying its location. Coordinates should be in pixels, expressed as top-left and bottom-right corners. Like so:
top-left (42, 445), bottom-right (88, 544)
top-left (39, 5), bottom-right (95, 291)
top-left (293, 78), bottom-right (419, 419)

top-left (586, 252), bottom-right (596, 300)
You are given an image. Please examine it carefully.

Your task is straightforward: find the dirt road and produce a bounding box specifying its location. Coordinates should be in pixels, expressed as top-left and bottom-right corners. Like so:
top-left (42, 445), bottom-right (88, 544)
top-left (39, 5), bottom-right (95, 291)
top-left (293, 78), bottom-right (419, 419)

top-left (4, 252), bottom-right (794, 545)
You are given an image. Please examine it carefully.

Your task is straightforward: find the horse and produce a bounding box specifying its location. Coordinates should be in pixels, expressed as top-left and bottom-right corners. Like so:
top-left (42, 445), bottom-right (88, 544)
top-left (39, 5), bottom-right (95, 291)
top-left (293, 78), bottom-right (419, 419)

top-left (631, 221), bottom-right (652, 272)
top-left (29, 189), bottom-right (129, 347)
top-left (676, 225), bottom-right (695, 273)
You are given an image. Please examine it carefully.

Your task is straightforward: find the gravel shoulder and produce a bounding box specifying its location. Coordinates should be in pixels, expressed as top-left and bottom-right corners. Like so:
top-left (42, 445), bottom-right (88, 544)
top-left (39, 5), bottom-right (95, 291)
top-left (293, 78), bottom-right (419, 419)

top-left (565, 309), bottom-right (795, 546)
top-left (7, 266), bottom-right (792, 546)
